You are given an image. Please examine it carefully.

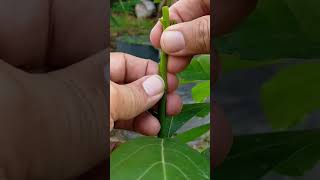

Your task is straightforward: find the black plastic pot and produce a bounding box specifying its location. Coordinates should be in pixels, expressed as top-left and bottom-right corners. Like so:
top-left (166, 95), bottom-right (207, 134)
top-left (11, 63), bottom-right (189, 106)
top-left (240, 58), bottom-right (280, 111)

top-left (116, 35), bottom-right (160, 62)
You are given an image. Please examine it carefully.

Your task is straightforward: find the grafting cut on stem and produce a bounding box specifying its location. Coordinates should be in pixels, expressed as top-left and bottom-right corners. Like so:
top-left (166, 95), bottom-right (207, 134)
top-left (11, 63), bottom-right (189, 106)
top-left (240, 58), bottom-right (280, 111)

top-left (158, 6), bottom-right (171, 138)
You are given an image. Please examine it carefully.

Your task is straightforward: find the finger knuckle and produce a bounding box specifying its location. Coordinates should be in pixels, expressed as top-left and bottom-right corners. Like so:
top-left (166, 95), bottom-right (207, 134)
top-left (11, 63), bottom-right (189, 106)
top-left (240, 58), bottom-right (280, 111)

top-left (127, 84), bottom-right (148, 116)
top-left (195, 16), bottom-right (210, 52)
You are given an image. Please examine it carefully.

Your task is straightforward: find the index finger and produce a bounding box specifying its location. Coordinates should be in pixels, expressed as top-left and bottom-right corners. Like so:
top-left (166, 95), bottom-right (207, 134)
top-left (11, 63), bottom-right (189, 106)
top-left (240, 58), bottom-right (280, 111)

top-left (110, 52), bottom-right (158, 84)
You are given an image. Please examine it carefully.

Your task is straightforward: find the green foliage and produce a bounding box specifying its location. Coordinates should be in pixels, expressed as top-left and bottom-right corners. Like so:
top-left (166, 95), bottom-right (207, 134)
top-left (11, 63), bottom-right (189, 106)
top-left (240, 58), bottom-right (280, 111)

top-left (110, 15), bottom-right (119, 27)
top-left (175, 124), bottom-right (210, 144)
top-left (111, 137), bottom-right (210, 180)
top-left (219, 54), bottom-right (280, 74)
top-left (111, 13), bottom-right (155, 36)
top-left (215, 0), bottom-right (320, 60)
top-left (215, 0), bottom-right (320, 179)
top-left (179, 55), bottom-right (210, 82)
top-left (179, 55), bottom-right (211, 103)
top-left (261, 63), bottom-right (320, 129)
top-left (214, 130), bottom-right (320, 179)
top-left (161, 103), bottom-right (210, 138)
top-left (112, 0), bottom-right (141, 14)
top-left (201, 147), bottom-right (210, 159)
top-left (191, 80), bottom-right (210, 103)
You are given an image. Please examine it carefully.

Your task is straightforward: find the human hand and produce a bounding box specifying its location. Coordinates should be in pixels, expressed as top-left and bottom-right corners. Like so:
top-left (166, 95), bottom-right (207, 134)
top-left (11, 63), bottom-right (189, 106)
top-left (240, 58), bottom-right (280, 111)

top-left (150, 0), bottom-right (210, 56)
top-left (149, 0), bottom-right (257, 59)
top-left (110, 52), bottom-right (184, 136)
top-left (149, 0), bottom-right (258, 167)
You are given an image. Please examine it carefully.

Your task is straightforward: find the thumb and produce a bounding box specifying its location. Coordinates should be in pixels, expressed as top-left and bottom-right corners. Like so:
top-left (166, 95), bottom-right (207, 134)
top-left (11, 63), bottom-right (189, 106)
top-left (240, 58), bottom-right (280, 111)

top-left (160, 15), bottom-right (210, 56)
top-left (110, 75), bottom-right (164, 121)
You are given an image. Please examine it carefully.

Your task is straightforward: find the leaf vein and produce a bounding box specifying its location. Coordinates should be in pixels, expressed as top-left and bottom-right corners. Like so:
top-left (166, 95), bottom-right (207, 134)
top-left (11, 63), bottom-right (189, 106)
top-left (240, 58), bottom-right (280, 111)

top-left (111, 143), bottom-right (160, 170)
top-left (161, 139), bottom-right (167, 180)
top-left (136, 161), bottom-right (162, 180)
top-left (166, 163), bottom-right (190, 180)
top-left (165, 148), bottom-right (209, 179)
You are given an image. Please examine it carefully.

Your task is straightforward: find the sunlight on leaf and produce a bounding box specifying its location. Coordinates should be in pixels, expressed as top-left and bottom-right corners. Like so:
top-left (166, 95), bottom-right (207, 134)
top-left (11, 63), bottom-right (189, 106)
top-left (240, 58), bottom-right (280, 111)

top-left (192, 80), bottom-right (210, 103)
top-left (179, 55), bottom-right (210, 82)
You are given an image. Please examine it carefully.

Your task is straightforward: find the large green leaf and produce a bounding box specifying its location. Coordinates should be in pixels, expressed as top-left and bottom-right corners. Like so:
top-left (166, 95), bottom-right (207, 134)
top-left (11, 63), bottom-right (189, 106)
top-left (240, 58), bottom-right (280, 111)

top-left (215, 0), bottom-right (320, 59)
top-left (275, 139), bottom-right (320, 176)
top-left (220, 54), bottom-right (280, 74)
top-left (111, 137), bottom-right (210, 180)
top-left (179, 55), bottom-right (210, 82)
top-left (201, 147), bottom-right (210, 160)
top-left (214, 129), bottom-right (320, 180)
top-left (175, 124), bottom-right (210, 144)
top-left (161, 103), bottom-right (210, 137)
top-left (191, 80), bottom-right (210, 103)
top-left (261, 63), bottom-right (320, 129)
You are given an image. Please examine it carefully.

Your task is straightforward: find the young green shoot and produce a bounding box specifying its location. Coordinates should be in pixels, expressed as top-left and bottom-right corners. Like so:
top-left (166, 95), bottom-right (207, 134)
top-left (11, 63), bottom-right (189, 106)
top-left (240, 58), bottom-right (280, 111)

top-left (158, 6), bottom-right (170, 138)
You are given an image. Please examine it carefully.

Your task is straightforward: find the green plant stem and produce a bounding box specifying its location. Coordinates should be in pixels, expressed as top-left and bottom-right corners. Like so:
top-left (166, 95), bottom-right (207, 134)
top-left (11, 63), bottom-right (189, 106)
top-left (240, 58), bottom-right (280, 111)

top-left (158, 6), bottom-right (170, 138)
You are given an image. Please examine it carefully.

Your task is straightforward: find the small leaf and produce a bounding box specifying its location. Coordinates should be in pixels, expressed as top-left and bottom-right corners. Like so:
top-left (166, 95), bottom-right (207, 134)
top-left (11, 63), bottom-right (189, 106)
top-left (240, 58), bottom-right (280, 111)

top-left (175, 124), bottom-right (210, 143)
top-left (261, 63), bottom-right (320, 129)
top-left (214, 130), bottom-right (320, 180)
top-left (191, 80), bottom-right (210, 103)
top-left (179, 55), bottom-right (210, 81)
top-left (161, 103), bottom-right (210, 137)
top-left (195, 104), bottom-right (210, 118)
top-left (111, 137), bottom-right (210, 180)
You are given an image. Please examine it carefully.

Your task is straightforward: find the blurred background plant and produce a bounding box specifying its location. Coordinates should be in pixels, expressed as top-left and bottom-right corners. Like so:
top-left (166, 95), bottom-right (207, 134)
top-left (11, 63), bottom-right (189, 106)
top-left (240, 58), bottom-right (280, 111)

top-left (110, 0), bottom-right (156, 50)
top-left (110, 0), bottom-right (177, 51)
top-left (214, 0), bottom-right (320, 179)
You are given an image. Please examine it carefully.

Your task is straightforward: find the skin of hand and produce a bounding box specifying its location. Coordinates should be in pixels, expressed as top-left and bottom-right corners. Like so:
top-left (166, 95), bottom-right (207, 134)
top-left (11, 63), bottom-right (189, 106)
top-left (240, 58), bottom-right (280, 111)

top-left (0, 0), bottom-right (108, 179)
top-left (110, 52), bottom-right (183, 136)
top-left (149, 0), bottom-right (257, 167)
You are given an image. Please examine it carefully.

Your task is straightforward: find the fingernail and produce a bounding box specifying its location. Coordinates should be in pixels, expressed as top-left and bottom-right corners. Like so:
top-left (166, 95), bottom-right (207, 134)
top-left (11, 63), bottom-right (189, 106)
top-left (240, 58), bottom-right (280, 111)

top-left (143, 75), bottom-right (164, 96)
top-left (161, 31), bottom-right (185, 53)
